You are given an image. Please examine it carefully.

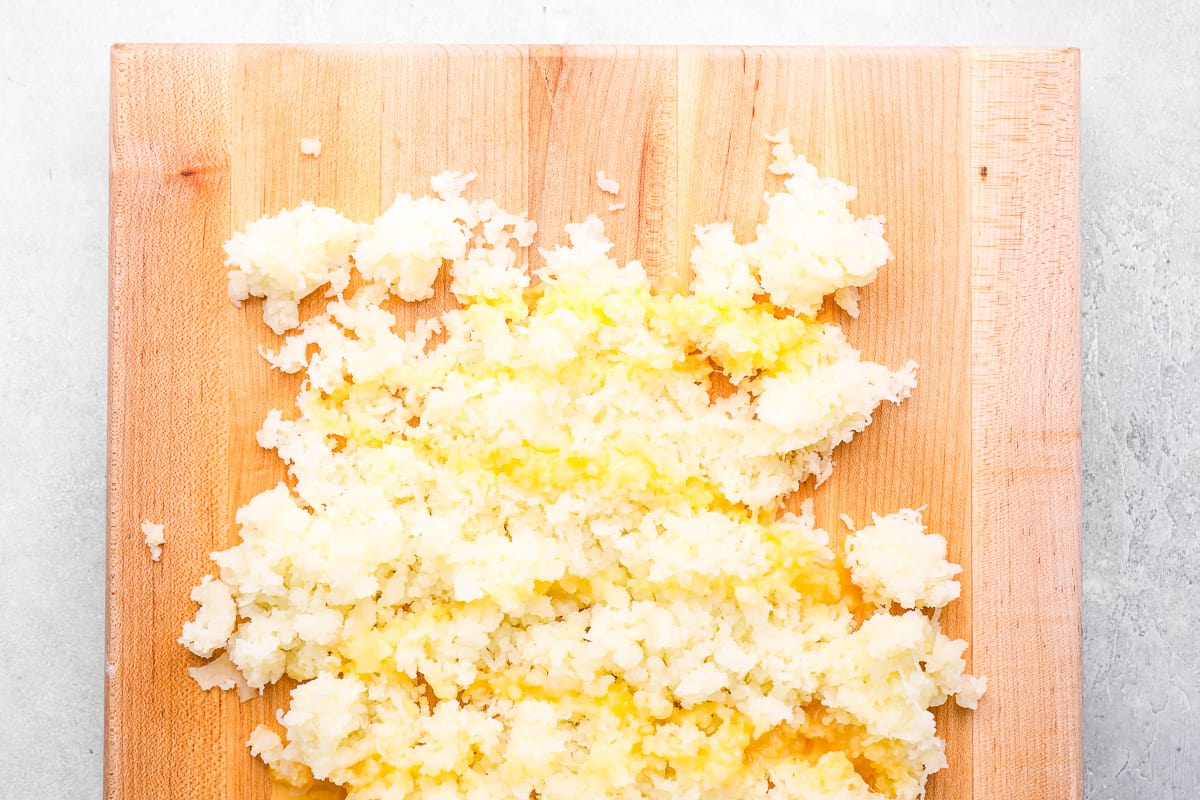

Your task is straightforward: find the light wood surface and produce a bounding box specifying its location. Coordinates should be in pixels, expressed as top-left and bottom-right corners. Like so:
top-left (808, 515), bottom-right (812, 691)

top-left (108, 45), bottom-right (1080, 800)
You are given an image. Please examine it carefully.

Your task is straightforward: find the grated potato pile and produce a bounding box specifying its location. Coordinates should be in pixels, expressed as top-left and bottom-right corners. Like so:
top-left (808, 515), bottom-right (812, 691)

top-left (182, 132), bottom-right (983, 800)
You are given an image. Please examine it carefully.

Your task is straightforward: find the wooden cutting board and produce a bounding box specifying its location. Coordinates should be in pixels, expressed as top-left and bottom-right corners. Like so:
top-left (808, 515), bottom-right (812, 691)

top-left (107, 45), bottom-right (1080, 800)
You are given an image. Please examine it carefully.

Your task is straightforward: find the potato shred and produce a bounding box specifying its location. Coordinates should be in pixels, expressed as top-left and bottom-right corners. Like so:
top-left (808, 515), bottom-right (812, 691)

top-left (182, 132), bottom-right (983, 800)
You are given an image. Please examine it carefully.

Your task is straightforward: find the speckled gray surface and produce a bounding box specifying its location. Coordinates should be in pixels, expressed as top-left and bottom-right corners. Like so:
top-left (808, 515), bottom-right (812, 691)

top-left (1, 2), bottom-right (1196, 798)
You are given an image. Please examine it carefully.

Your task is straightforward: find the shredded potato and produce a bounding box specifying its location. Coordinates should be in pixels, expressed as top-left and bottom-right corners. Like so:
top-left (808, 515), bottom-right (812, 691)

top-left (183, 133), bottom-right (982, 800)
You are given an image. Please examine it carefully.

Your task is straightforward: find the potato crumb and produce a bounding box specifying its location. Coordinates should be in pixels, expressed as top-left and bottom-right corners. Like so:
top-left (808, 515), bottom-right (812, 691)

top-left (596, 169), bottom-right (620, 195)
top-left (835, 286), bottom-right (861, 317)
top-left (141, 520), bottom-right (164, 561)
top-left (608, 202), bottom-right (626, 212)
top-left (299, 137), bottom-right (322, 157)
top-left (248, 725), bottom-right (314, 788)
top-left (178, 576), bottom-right (237, 659)
top-left (188, 652), bottom-right (258, 702)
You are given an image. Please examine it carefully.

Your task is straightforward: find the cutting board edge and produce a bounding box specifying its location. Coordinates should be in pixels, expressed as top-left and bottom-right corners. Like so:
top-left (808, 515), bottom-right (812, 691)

top-left (967, 46), bottom-right (1081, 799)
top-left (108, 43), bottom-right (1082, 60)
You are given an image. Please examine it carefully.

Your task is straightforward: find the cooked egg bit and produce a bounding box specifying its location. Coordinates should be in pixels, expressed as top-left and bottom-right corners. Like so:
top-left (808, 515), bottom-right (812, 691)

top-left (183, 131), bottom-right (983, 800)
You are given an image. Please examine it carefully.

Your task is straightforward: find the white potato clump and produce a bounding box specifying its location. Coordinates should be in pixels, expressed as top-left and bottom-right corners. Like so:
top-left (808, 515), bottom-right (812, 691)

top-left (188, 652), bottom-right (257, 702)
top-left (224, 202), bottom-right (359, 335)
top-left (845, 508), bottom-right (964, 610)
top-left (299, 137), bottom-right (322, 157)
top-left (178, 576), bottom-right (236, 659)
top-left (689, 129), bottom-right (892, 319)
top-left (183, 140), bottom-right (982, 800)
top-left (140, 519), bottom-right (164, 561)
top-left (596, 169), bottom-right (621, 195)
top-left (353, 173), bottom-right (474, 301)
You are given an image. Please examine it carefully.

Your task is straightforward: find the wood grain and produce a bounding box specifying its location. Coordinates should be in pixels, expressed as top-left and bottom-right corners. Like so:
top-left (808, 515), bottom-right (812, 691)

top-left (813, 49), bottom-right (976, 800)
top-left (380, 45), bottom-right (527, 332)
top-left (529, 45), bottom-right (678, 277)
top-left (108, 43), bottom-right (235, 800)
top-left (224, 45), bottom-right (387, 800)
top-left (969, 48), bottom-right (1082, 799)
top-left (107, 45), bottom-right (1080, 800)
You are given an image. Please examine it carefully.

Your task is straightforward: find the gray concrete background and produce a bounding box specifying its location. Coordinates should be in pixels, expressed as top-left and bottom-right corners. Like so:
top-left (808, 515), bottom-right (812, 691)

top-left (1, 1), bottom-right (1195, 798)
